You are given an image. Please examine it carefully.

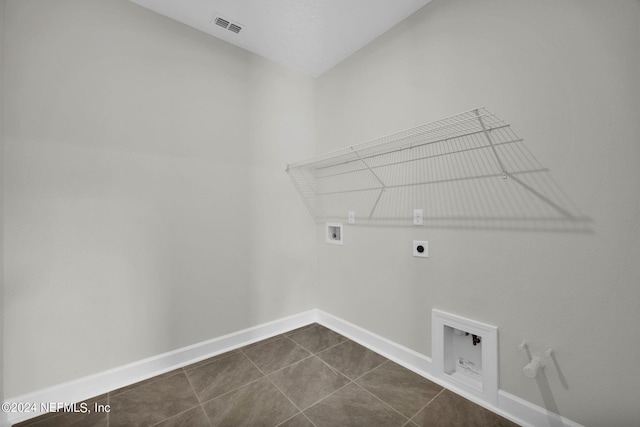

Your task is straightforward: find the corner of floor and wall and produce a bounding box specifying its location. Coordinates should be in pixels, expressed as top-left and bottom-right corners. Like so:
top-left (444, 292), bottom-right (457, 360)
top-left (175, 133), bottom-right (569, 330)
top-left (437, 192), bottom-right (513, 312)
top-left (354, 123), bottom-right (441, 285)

top-left (2, 1), bottom-right (640, 427)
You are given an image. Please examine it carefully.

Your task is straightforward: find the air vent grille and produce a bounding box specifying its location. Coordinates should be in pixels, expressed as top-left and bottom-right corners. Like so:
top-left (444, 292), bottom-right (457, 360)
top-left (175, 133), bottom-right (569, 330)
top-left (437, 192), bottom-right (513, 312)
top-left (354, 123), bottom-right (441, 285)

top-left (214, 17), bottom-right (229, 29)
top-left (212, 14), bottom-right (243, 35)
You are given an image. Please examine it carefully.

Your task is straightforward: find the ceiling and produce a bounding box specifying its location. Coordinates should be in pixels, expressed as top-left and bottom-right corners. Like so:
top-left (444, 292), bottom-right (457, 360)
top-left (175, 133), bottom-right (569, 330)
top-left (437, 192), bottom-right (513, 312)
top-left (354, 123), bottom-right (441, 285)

top-left (129, 0), bottom-right (432, 78)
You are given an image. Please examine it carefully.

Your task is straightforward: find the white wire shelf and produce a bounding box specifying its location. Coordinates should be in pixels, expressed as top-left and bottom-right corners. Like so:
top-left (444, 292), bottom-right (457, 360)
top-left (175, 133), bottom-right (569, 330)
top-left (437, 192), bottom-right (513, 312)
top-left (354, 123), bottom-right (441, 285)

top-left (286, 107), bottom-right (590, 230)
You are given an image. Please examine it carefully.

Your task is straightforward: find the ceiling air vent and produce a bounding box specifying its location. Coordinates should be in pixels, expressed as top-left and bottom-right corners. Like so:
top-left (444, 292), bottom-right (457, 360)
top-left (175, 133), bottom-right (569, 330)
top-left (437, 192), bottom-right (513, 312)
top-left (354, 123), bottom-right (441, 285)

top-left (214, 16), bottom-right (230, 29)
top-left (212, 14), bottom-right (243, 34)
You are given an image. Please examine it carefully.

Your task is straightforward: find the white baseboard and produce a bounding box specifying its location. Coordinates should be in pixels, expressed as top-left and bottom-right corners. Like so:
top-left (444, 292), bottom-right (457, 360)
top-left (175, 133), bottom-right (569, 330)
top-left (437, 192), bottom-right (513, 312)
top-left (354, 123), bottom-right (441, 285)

top-left (315, 310), bottom-right (434, 377)
top-left (3, 310), bottom-right (317, 426)
top-left (3, 309), bottom-right (582, 427)
top-left (498, 389), bottom-right (584, 427)
top-left (314, 310), bottom-right (582, 427)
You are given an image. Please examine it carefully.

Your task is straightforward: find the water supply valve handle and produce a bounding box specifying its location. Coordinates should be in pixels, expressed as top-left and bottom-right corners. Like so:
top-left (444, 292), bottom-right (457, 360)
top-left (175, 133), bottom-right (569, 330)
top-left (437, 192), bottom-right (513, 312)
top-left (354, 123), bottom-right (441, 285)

top-left (523, 356), bottom-right (544, 378)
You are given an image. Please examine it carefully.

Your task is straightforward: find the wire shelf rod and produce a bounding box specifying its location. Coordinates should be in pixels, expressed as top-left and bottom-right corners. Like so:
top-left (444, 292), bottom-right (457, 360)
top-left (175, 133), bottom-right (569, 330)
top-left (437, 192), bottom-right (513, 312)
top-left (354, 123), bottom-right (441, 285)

top-left (313, 215), bottom-right (590, 222)
top-left (313, 138), bottom-right (523, 180)
top-left (351, 110), bottom-right (497, 150)
top-left (350, 147), bottom-right (388, 218)
top-left (507, 174), bottom-right (575, 218)
top-left (288, 108), bottom-right (500, 169)
top-left (350, 147), bottom-right (387, 188)
top-left (368, 189), bottom-right (385, 219)
top-left (315, 168), bottom-right (550, 197)
top-left (288, 177), bottom-right (318, 221)
top-left (476, 109), bottom-right (508, 179)
top-left (309, 124), bottom-right (512, 173)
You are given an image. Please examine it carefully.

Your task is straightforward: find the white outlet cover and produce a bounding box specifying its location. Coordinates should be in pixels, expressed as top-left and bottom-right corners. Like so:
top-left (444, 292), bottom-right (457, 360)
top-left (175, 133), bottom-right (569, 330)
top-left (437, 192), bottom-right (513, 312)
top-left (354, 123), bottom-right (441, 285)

top-left (413, 240), bottom-right (428, 257)
top-left (413, 209), bottom-right (424, 225)
top-left (348, 211), bottom-right (355, 224)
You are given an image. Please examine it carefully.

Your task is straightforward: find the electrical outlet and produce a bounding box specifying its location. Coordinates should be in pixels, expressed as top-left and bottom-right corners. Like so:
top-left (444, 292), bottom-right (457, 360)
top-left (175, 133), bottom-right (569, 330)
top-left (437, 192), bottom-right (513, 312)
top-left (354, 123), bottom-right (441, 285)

top-left (348, 211), bottom-right (355, 224)
top-left (413, 240), bottom-right (428, 258)
top-left (413, 209), bottom-right (423, 225)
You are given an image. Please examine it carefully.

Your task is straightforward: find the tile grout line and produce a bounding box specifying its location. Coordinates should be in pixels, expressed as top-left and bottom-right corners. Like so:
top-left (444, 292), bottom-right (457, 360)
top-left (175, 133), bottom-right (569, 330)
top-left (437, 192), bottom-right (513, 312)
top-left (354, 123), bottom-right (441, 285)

top-left (284, 324), bottom-right (349, 355)
top-left (241, 334), bottom-right (287, 352)
top-left (313, 353), bottom-right (350, 378)
top-left (263, 377), bottom-right (309, 424)
top-left (297, 380), bottom-right (354, 413)
top-left (304, 331), bottom-right (466, 426)
top-left (241, 348), bottom-right (316, 426)
top-left (282, 323), bottom-right (320, 339)
top-left (284, 338), bottom-right (317, 355)
top-left (182, 349), bottom-right (241, 373)
top-left (198, 375), bottom-right (268, 407)
top-left (347, 357), bottom-right (447, 425)
top-left (263, 352), bottom-right (317, 376)
top-left (242, 334), bottom-right (359, 425)
top-left (108, 367), bottom-right (184, 399)
top-left (332, 355), bottom-right (441, 425)
top-left (106, 391), bottom-right (110, 427)
top-left (289, 353), bottom-right (353, 411)
top-left (300, 412), bottom-right (317, 427)
top-left (350, 359), bottom-right (390, 383)
top-left (194, 352), bottom-right (269, 407)
top-left (293, 335), bottom-right (405, 423)
top-left (351, 380), bottom-right (412, 424)
top-left (183, 367), bottom-right (204, 406)
top-left (334, 355), bottom-right (444, 424)
top-left (242, 333), bottom-right (358, 427)
top-left (138, 368), bottom-right (209, 427)
top-left (281, 332), bottom-right (320, 356)
top-left (408, 387), bottom-right (447, 425)
top-left (182, 367), bottom-right (214, 427)
top-left (147, 404), bottom-right (207, 427)
top-left (245, 334), bottom-right (314, 368)
top-left (254, 351), bottom-right (351, 412)
top-left (310, 336), bottom-right (352, 357)
top-left (274, 411), bottom-right (318, 427)
top-left (277, 329), bottom-right (401, 419)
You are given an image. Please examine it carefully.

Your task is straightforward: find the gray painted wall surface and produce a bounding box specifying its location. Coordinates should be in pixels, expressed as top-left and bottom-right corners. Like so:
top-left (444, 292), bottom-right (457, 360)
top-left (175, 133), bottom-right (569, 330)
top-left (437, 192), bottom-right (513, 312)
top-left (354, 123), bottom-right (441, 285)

top-left (1, 0), bottom-right (6, 416)
top-left (315, 1), bottom-right (640, 426)
top-left (3, 1), bottom-right (640, 426)
top-left (3, 0), bottom-right (317, 397)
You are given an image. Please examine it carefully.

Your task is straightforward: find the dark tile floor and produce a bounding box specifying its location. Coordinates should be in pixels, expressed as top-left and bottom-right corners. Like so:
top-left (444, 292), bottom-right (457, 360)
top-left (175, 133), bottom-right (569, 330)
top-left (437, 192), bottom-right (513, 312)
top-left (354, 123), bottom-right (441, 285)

top-left (14, 323), bottom-right (519, 427)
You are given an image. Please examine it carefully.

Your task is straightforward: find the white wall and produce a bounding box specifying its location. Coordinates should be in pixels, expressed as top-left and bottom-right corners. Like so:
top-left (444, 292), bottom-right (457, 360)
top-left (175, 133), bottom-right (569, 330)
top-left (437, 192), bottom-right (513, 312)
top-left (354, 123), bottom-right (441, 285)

top-left (0, 0), bottom-right (6, 418)
top-left (3, 0), bottom-right (316, 397)
top-left (246, 58), bottom-right (318, 322)
top-left (4, 1), bottom-right (640, 426)
top-left (315, 1), bottom-right (640, 426)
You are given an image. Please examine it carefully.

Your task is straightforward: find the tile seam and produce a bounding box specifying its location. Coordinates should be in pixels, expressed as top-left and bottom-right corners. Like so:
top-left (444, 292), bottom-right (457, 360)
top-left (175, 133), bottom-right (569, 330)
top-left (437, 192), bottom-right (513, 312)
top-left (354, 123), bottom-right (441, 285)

top-left (351, 380), bottom-right (411, 424)
top-left (147, 404), bottom-right (205, 427)
top-left (243, 351), bottom-right (306, 425)
top-left (408, 387), bottom-right (447, 424)
top-left (241, 339), bottom-right (312, 375)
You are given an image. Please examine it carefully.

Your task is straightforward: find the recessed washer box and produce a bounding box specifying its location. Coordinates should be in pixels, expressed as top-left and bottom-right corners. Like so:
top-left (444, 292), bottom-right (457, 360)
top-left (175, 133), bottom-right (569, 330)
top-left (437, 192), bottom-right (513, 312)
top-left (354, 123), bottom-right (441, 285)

top-left (326, 223), bottom-right (343, 245)
top-left (432, 309), bottom-right (498, 406)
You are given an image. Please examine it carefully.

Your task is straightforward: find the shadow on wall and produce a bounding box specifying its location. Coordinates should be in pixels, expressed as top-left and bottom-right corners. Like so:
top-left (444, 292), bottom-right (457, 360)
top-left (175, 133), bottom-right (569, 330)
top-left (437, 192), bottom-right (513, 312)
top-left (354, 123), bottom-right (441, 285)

top-left (288, 108), bottom-right (592, 233)
top-left (381, 142), bottom-right (593, 233)
top-left (521, 344), bottom-right (571, 427)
